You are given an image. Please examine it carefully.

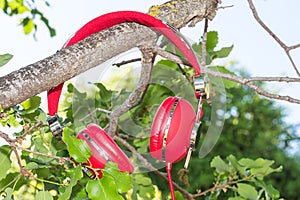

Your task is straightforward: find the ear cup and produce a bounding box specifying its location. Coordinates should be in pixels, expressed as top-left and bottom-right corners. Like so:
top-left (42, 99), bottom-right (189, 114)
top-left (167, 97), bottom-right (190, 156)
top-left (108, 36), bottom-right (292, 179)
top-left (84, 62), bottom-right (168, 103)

top-left (77, 124), bottom-right (134, 174)
top-left (150, 97), bottom-right (196, 163)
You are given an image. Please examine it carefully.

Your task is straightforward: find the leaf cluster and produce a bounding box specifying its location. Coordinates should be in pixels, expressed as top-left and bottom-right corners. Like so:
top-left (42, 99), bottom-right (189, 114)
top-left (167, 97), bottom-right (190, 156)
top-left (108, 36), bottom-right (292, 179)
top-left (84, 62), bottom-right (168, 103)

top-left (0, 0), bottom-right (55, 37)
top-left (1, 30), bottom-right (298, 199)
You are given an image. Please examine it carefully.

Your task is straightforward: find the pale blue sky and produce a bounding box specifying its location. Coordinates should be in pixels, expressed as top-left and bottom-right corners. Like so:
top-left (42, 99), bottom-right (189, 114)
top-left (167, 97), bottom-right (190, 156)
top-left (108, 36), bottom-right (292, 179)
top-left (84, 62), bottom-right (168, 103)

top-left (1, 0), bottom-right (300, 148)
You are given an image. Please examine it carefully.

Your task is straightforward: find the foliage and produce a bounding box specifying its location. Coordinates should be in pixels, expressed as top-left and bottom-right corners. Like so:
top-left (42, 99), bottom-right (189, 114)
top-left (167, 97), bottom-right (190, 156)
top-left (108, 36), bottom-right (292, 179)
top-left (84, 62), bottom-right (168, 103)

top-left (209, 155), bottom-right (282, 199)
top-left (0, 54), bottom-right (13, 67)
top-left (0, 28), bottom-right (299, 200)
top-left (0, 0), bottom-right (55, 37)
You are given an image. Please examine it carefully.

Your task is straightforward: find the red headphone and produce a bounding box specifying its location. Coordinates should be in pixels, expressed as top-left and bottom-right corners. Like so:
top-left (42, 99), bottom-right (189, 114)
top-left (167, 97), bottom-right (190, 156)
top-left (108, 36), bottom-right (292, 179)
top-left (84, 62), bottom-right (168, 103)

top-left (47, 11), bottom-right (204, 200)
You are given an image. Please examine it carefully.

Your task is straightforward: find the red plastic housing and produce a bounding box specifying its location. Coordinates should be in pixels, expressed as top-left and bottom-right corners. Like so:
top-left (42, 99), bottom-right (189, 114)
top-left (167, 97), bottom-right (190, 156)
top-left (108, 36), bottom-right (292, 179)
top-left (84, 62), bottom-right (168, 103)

top-left (150, 97), bottom-right (196, 163)
top-left (77, 124), bottom-right (134, 174)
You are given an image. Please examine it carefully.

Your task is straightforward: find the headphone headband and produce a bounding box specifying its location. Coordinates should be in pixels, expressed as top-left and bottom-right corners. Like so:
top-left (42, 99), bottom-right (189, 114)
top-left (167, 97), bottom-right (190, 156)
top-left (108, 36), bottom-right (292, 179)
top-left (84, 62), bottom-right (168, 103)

top-left (47, 11), bottom-right (201, 116)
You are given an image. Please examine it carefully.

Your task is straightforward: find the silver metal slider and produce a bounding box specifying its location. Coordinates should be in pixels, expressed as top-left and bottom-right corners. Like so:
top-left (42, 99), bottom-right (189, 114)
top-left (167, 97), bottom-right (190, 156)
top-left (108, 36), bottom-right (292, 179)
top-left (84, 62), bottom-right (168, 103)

top-left (47, 115), bottom-right (63, 138)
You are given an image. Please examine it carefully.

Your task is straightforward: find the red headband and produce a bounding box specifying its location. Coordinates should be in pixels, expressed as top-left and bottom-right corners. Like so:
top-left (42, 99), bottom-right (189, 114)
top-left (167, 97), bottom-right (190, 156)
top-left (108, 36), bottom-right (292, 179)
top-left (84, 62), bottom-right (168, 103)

top-left (47, 11), bottom-right (201, 116)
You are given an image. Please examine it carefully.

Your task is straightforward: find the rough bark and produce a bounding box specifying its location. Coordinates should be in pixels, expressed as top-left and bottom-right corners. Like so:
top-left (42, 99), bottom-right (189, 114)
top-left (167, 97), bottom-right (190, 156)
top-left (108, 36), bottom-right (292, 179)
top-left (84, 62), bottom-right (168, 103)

top-left (0, 0), bottom-right (220, 109)
top-left (0, 23), bottom-right (157, 109)
top-left (149, 0), bottom-right (220, 28)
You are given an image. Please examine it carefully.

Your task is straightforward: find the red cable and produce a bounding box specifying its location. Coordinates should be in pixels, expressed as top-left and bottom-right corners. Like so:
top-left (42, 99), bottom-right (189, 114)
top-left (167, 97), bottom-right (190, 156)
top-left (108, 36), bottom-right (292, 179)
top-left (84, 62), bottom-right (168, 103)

top-left (167, 162), bottom-right (176, 200)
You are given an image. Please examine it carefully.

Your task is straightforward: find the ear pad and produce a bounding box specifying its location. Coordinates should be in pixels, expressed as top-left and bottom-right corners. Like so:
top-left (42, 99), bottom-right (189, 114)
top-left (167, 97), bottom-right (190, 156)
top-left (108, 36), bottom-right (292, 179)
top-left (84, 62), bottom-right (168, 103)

top-left (150, 97), bottom-right (196, 163)
top-left (77, 124), bottom-right (134, 173)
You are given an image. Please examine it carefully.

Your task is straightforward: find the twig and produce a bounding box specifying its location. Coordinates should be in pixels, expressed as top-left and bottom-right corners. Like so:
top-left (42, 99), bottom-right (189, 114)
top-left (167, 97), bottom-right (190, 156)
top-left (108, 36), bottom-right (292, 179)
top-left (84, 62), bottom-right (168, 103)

top-left (204, 67), bottom-right (300, 104)
top-left (242, 76), bottom-right (300, 83)
top-left (247, 0), bottom-right (300, 77)
top-left (79, 107), bottom-right (111, 123)
top-left (14, 121), bottom-right (43, 142)
top-left (108, 47), bottom-right (154, 136)
top-left (113, 58), bottom-right (141, 67)
top-left (0, 125), bottom-right (74, 179)
top-left (0, 130), bottom-right (14, 143)
top-left (153, 47), bottom-right (300, 104)
top-left (118, 133), bottom-right (147, 140)
top-left (192, 176), bottom-right (252, 198)
top-left (218, 5), bottom-right (234, 10)
top-left (10, 145), bottom-right (32, 177)
top-left (113, 135), bottom-right (194, 200)
top-left (16, 146), bottom-right (74, 164)
top-left (202, 18), bottom-right (209, 67)
top-left (0, 173), bottom-right (21, 192)
top-left (154, 46), bottom-right (191, 81)
top-left (289, 43), bottom-right (300, 50)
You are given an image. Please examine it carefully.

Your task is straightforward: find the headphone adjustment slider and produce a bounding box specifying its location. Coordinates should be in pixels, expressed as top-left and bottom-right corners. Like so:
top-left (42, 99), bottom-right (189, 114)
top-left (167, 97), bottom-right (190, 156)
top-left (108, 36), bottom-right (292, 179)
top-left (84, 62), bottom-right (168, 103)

top-left (184, 121), bottom-right (201, 169)
top-left (47, 115), bottom-right (63, 138)
top-left (193, 75), bottom-right (210, 100)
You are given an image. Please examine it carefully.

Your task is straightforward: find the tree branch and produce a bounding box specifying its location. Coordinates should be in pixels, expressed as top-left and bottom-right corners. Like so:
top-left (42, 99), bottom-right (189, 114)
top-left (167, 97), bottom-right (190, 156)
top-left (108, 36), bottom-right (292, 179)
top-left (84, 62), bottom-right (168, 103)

top-left (0, 23), bottom-right (157, 110)
top-left (247, 0), bottom-right (300, 77)
top-left (153, 47), bottom-right (300, 104)
top-left (113, 135), bottom-right (194, 199)
top-left (108, 47), bottom-right (155, 136)
top-left (0, 130), bottom-right (32, 177)
top-left (13, 121), bottom-right (43, 143)
top-left (148, 0), bottom-right (220, 29)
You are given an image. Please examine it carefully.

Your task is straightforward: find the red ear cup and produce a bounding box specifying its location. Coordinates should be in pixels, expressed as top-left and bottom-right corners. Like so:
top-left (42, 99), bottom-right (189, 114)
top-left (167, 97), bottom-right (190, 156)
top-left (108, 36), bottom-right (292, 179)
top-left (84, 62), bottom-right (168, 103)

top-left (77, 124), bottom-right (134, 174)
top-left (150, 97), bottom-right (196, 163)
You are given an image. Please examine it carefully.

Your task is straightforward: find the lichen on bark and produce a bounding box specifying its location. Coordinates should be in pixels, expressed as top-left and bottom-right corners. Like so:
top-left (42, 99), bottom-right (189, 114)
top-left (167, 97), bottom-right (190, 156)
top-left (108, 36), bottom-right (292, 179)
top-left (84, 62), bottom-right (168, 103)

top-left (148, 0), bottom-right (221, 29)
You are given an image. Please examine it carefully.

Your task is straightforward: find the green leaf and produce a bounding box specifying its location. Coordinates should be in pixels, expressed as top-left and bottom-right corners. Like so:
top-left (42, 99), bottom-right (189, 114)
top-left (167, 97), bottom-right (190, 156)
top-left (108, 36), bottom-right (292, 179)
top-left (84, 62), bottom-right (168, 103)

top-left (0, 53), bottom-right (13, 67)
top-left (228, 197), bottom-right (241, 200)
top-left (58, 166), bottom-right (83, 200)
top-left (139, 185), bottom-right (155, 199)
top-left (7, 114), bottom-right (20, 127)
top-left (174, 191), bottom-right (184, 200)
top-left (133, 174), bottom-right (152, 186)
top-left (131, 174), bottom-right (155, 200)
top-left (255, 180), bottom-right (280, 199)
top-left (94, 83), bottom-right (113, 102)
top-left (0, 0), bottom-right (5, 9)
top-left (3, 188), bottom-right (13, 200)
top-left (30, 9), bottom-right (56, 37)
top-left (86, 177), bottom-right (124, 200)
top-left (237, 183), bottom-right (258, 200)
top-left (210, 156), bottom-right (231, 174)
top-left (21, 96), bottom-right (41, 113)
top-left (0, 145), bottom-right (11, 181)
top-left (62, 127), bottom-right (92, 162)
top-left (67, 83), bottom-right (87, 99)
top-left (206, 31), bottom-right (219, 52)
top-left (0, 173), bottom-right (26, 191)
top-left (212, 45), bottom-right (234, 59)
top-left (239, 157), bottom-right (282, 179)
top-left (24, 162), bottom-right (40, 170)
top-left (23, 18), bottom-right (35, 34)
top-left (103, 162), bottom-right (132, 193)
top-left (35, 191), bottom-right (53, 200)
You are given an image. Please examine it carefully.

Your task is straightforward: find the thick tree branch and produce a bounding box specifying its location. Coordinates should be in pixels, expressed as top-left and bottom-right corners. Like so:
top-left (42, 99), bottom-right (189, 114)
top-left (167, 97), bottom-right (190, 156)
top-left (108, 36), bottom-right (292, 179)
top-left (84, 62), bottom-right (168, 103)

top-left (0, 23), bottom-right (157, 110)
top-left (148, 0), bottom-right (220, 29)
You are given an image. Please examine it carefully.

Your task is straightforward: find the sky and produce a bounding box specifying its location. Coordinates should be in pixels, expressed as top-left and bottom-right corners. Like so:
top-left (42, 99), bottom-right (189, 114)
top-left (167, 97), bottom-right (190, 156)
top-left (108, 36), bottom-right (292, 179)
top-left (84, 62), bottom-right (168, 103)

top-left (0, 0), bottom-right (300, 148)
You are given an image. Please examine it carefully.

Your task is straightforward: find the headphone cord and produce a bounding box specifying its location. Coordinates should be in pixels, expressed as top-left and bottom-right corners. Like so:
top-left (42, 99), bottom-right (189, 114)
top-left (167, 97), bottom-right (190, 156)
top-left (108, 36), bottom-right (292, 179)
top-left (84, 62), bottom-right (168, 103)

top-left (167, 162), bottom-right (176, 200)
